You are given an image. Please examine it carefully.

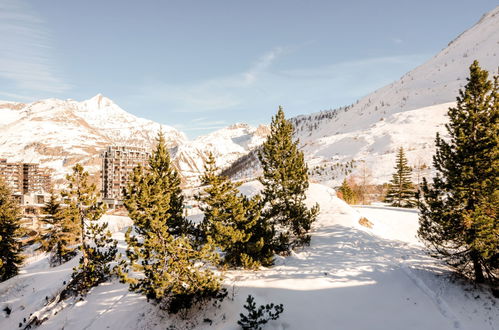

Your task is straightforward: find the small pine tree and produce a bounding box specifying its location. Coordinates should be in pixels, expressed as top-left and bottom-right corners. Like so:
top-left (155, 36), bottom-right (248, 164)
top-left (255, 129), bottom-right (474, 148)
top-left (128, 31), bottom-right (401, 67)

top-left (121, 131), bottom-right (224, 314)
top-left (418, 61), bottom-right (498, 283)
top-left (384, 147), bottom-right (416, 207)
top-left (39, 193), bottom-right (79, 266)
top-left (0, 178), bottom-right (23, 281)
top-left (70, 221), bottom-right (117, 294)
top-left (238, 295), bottom-right (284, 330)
top-left (198, 153), bottom-right (273, 269)
top-left (63, 164), bottom-right (117, 293)
top-left (338, 179), bottom-right (355, 204)
top-left (259, 106), bottom-right (319, 254)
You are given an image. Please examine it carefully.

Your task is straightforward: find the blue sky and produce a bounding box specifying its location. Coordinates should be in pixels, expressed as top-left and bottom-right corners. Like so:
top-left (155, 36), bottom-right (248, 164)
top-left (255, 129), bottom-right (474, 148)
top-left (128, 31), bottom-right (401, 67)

top-left (1, 0), bottom-right (497, 138)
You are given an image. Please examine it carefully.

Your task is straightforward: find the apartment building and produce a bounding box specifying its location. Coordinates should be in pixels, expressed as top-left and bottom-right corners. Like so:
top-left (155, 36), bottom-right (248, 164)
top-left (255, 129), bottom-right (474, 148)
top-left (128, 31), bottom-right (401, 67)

top-left (101, 146), bottom-right (150, 206)
top-left (0, 159), bottom-right (51, 194)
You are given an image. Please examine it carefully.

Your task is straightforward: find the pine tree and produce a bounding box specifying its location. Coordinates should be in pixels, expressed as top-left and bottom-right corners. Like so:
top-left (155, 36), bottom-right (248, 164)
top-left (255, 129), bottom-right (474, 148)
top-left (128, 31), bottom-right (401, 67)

top-left (384, 147), bottom-right (416, 207)
top-left (121, 131), bottom-right (224, 314)
top-left (62, 164), bottom-right (117, 293)
top-left (197, 153), bottom-right (273, 269)
top-left (0, 178), bottom-right (23, 282)
top-left (258, 106), bottom-right (319, 254)
top-left (418, 61), bottom-right (498, 283)
top-left (338, 179), bottom-right (355, 204)
top-left (39, 193), bottom-right (79, 266)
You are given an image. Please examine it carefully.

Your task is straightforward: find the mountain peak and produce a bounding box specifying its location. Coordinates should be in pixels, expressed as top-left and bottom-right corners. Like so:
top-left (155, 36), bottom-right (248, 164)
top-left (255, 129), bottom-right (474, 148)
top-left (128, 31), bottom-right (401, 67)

top-left (83, 93), bottom-right (114, 109)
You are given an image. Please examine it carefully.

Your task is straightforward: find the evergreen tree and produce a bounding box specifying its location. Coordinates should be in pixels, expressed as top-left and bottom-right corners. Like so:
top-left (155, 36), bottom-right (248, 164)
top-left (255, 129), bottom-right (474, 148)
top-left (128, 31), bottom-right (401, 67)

top-left (258, 106), bottom-right (319, 254)
top-left (0, 178), bottom-right (23, 282)
top-left (384, 147), bottom-right (416, 207)
top-left (418, 61), bottom-right (498, 283)
top-left (198, 153), bottom-right (273, 269)
top-left (62, 164), bottom-right (117, 293)
top-left (39, 193), bottom-right (79, 266)
top-left (338, 179), bottom-right (355, 204)
top-left (121, 131), bottom-right (224, 314)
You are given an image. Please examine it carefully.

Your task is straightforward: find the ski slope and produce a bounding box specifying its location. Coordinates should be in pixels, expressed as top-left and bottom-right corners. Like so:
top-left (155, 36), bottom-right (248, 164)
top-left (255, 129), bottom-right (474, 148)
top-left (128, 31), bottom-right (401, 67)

top-left (0, 184), bottom-right (497, 329)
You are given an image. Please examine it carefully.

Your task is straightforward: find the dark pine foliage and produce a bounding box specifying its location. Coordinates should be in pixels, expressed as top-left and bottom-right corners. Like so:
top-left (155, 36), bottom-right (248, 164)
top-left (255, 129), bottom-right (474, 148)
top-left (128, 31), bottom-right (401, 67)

top-left (384, 147), bottom-right (416, 208)
top-left (0, 178), bottom-right (23, 282)
top-left (258, 106), bottom-right (319, 254)
top-left (197, 153), bottom-right (273, 269)
top-left (120, 131), bottom-right (224, 315)
top-left (238, 294), bottom-right (284, 330)
top-left (418, 61), bottom-right (498, 284)
top-left (62, 164), bottom-right (117, 294)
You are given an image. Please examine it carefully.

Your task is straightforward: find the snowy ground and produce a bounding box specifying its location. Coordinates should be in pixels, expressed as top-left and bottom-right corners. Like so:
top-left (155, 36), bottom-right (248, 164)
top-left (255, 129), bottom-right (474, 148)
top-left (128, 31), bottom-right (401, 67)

top-left (1, 183), bottom-right (497, 329)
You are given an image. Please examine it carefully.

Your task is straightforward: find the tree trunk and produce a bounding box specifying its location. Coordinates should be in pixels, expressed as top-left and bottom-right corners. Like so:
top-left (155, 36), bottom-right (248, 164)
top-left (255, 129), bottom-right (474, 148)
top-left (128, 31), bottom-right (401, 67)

top-left (471, 250), bottom-right (485, 283)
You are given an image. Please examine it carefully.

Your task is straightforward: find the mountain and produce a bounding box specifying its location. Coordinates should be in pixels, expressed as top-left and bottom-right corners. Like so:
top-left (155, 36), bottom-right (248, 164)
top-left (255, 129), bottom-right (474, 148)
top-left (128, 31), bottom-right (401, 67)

top-left (0, 95), bottom-right (268, 186)
top-left (0, 94), bottom-right (186, 180)
top-left (171, 123), bottom-right (269, 185)
top-left (225, 6), bottom-right (499, 185)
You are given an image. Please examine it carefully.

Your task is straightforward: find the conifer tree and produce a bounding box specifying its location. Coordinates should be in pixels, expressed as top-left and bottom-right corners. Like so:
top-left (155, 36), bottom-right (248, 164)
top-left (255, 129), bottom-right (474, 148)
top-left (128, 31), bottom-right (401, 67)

top-left (63, 164), bottom-right (117, 293)
top-left (0, 178), bottom-right (23, 282)
top-left (39, 193), bottom-right (79, 266)
top-left (198, 153), bottom-right (273, 269)
top-left (258, 106), bottom-right (319, 254)
top-left (384, 147), bottom-right (416, 207)
top-left (121, 131), bottom-right (224, 314)
top-left (418, 61), bottom-right (498, 283)
top-left (338, 179), bottom-right (355, 204)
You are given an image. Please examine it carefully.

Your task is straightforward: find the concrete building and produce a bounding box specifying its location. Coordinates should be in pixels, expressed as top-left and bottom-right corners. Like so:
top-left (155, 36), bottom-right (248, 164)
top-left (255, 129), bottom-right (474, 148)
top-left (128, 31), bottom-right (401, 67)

top-left (101, 146), bottom-right (150, 207)
top-left (0, 159), bottom-right (51, 194)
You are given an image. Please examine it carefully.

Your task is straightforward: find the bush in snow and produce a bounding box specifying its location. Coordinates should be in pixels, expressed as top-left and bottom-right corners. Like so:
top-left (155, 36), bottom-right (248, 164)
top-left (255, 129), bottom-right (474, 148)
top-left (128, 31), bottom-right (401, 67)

top-left (238, 294), bottom-right (284, 330)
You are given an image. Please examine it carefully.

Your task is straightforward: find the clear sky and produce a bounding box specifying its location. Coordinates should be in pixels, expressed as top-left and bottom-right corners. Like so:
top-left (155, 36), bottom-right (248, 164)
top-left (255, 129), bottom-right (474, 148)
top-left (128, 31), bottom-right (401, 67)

top-left (1, 0), bottom-right (497, 139)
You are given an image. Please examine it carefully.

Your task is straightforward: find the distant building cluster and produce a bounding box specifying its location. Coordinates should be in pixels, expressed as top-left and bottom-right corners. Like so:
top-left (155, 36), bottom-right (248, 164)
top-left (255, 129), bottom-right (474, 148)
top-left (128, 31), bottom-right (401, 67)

top-left (101, 146), bottom-right (150, 208)
top-left (0, 159), bottom-right (52, 195)
top-left (0, 158), bottom-right (53, 228)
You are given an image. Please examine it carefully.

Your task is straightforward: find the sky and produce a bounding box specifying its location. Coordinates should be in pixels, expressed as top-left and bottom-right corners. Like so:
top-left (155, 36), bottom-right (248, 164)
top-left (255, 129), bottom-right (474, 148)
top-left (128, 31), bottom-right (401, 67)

top-left (1, 0), bottom-right (497, 139)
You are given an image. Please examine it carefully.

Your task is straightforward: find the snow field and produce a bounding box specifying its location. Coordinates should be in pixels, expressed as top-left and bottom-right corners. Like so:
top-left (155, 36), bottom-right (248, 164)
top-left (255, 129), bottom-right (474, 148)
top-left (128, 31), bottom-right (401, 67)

top-left (2, 183), bottom-right (497, 329)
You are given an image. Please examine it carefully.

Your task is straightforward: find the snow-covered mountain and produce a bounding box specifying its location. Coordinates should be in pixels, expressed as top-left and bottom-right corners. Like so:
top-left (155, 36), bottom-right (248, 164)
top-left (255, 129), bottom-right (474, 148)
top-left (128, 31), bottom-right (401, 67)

top-left (0, 95), bottom-right (268, 185)
top-left (227, 6), bottom-right (499, 185)
top-left (0, 94), bottom-right (186, 180)
top-left (171, 123), bottom-right (269, 185)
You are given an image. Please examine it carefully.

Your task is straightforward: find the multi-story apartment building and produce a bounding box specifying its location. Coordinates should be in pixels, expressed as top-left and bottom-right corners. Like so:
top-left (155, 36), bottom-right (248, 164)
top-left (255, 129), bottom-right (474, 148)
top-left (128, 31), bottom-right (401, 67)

top-left (0, 159), bottom-right (22, 193)
top-left (0, 159), bottom-right (51, 194)
top-left (101, 146), bottom-right (150, 206)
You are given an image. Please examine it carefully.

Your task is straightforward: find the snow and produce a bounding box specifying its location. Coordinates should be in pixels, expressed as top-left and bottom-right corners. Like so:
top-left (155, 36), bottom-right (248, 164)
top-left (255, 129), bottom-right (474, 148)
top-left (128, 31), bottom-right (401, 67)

top-left (1, 185), bottom-right (497, 330)
top-left (233, 7), bottom-right (499, 185)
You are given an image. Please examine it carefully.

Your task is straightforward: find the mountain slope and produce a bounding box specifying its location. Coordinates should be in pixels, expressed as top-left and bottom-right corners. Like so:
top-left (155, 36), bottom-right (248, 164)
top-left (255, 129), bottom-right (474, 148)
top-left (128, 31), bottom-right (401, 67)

top-left (226, 6), bottom-right (499, 185)
top-left (0, 95), bottom-right (268, 186)
top-left (0, 94), bottom-right (186, 179)
top-left (171, 123), bottom-right (269, 185)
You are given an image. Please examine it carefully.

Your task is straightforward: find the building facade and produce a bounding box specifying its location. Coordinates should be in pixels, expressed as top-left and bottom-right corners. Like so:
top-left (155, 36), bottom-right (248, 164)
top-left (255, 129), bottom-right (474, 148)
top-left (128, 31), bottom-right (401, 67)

top-left (0, 159), bottom-right (51, 194)
top-left (101, 146), bottom-right (150, 205)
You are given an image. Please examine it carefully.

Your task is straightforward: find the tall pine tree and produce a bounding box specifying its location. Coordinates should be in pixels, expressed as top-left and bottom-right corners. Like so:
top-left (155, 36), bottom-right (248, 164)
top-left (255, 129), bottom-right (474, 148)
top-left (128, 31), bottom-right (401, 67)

top-left (418, 61), bottom-right (498, 283)
top-left (197, 153), bottom-right (273, 269)
top-left (0, 178), bottom-right (23, 282)
top-left (63, 164), bottom-right (117, 293)
top-left (384, 147), bottom-right (416, 208)
top-left (39, 193), bottom-right (79, 266)
top-left (121, 131), bottom-right (224, 314)
top-left (259, 106), bottom-right (319, 254)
